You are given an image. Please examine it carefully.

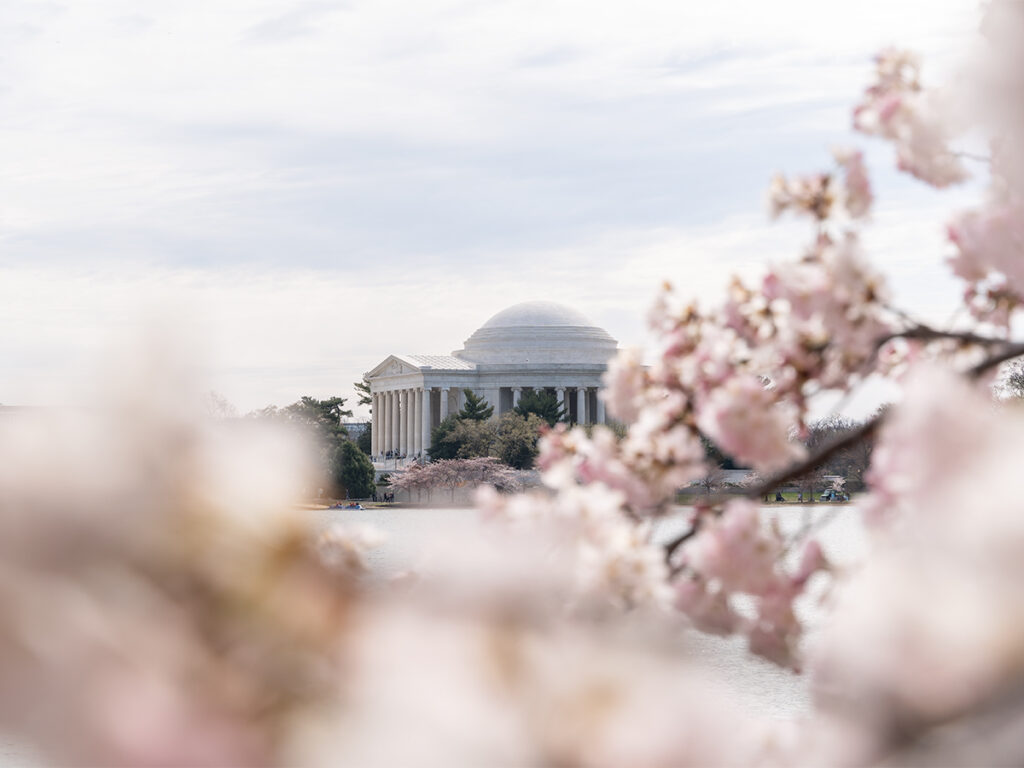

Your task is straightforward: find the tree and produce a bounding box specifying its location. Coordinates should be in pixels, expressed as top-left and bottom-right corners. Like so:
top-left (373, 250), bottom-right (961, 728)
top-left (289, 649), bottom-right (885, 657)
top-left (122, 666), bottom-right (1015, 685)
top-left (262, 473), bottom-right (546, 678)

top-left (458, 389), bottom-right (493, 421)
top-left (495, 412), bottom-right (545, 469)
top-left (249, 395), bottom-right (353, 491)
top-left (203, 391), bottom-right (237, 419)
top-left (996, 359), bottom-right (1024, 400)
top-left (391, 457), bottom-right (523, 502)
top-left (332, 441), bottom-right (376, 499)
top-left (513, 389), bottom-right (565, 427)
top-left (695, 465), bottom-right (727, 495)
top-left (428, 416), bottom-right (461, 460)
top-left (429, 413), bottom-right (498, 461)
top-left (354, 377), bottom-right (372, 409)
top-left (280, 396), bottom-right (352, 445)
top-left (355, 426), bottom-right (372, 456)
top-left (354, 377), bottom-right (373, 453)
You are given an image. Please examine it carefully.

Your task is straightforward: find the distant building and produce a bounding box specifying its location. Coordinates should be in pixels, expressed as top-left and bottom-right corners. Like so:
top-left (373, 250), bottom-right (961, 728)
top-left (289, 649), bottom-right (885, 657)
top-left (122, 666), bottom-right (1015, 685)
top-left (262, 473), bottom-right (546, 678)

top-left (342, 421), bottom-right (370, 439)
top-left (364, 301), bottom-right (618, 466)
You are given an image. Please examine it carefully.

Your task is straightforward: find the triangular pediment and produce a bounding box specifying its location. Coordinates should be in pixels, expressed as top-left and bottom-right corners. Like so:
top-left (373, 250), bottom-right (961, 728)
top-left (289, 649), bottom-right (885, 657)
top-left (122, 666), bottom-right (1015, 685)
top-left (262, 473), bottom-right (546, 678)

top-left (365, 354), bottom-right (422, 379)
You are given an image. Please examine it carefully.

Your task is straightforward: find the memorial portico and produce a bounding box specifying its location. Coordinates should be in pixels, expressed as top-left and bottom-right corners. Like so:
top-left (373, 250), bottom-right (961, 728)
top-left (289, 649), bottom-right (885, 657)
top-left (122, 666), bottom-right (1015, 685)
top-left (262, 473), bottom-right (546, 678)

top-left (365, 301), bottom-right (619, 467)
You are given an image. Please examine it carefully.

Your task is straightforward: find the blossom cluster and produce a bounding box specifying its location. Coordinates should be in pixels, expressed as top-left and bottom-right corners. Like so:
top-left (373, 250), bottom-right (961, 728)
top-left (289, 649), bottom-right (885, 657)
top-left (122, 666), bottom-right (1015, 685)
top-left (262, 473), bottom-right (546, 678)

top-left (852, 48), bottom-right (968, 188)
top-left (675, 500), bottom-right (827, 668)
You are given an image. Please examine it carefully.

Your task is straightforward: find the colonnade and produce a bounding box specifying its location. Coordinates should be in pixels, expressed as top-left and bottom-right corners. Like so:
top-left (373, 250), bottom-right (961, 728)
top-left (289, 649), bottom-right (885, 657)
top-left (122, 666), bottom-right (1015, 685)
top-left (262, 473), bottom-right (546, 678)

top-left (370, 386), bottom-right (457, 459)
top-left (371, 384), bottom-right (606, 461)
top-left (510, 385), bottom-right (605, 425)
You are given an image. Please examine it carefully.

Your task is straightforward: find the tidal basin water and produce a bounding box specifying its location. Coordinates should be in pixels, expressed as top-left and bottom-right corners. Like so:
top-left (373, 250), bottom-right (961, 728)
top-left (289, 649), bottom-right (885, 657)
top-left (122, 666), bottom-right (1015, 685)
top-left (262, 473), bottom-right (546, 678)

top-left (1, 504), bottom-right (866, 766)
top-left (318, 503), bottom-right (869, 720)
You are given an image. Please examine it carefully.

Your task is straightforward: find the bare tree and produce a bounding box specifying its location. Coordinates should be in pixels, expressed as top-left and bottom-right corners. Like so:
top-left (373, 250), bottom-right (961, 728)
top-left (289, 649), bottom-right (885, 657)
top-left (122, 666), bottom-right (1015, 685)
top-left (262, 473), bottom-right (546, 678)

top-left (996, 359), bottom-right (1024, 400)
top-left (696, 465), bottom-right (727, 495)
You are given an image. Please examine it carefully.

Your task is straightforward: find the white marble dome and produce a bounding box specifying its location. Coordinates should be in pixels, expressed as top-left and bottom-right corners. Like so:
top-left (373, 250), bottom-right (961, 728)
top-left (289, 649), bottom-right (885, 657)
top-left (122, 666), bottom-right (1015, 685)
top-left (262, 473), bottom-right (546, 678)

top-left (454, 301), bottom-right (618, 365)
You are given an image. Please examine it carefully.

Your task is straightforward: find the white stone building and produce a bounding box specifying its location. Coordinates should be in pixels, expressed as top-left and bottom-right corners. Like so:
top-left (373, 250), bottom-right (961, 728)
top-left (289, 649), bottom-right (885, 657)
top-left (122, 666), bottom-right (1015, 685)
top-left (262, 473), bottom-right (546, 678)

top-left (365, 301), bottom-right (618, 466)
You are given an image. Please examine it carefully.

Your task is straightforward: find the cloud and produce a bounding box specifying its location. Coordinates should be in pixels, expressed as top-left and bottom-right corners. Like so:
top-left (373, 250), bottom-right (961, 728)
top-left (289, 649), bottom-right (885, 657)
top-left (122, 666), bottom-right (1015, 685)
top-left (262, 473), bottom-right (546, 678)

top-left (0, 0), bottom-right (987, 410)
top-left (245, 1), bottom-right (348, 43)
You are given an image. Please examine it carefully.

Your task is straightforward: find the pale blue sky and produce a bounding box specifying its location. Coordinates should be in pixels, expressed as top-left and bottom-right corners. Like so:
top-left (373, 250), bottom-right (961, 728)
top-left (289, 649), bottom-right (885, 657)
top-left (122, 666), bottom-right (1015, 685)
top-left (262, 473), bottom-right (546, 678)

top-left (0, 0), bottom-right (982, 413)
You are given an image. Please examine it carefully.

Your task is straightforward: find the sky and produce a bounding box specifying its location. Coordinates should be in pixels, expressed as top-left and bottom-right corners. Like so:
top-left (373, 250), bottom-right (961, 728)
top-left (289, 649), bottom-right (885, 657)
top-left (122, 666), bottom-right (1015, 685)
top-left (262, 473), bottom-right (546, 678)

top-left (0, 0), bottom-right (985, 416)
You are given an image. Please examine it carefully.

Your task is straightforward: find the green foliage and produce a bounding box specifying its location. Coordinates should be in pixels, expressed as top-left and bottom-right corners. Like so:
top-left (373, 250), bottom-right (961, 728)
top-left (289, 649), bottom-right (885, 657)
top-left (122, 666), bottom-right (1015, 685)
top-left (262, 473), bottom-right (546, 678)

top-left (513, 389), bottom-right (566, 427)
top-left (429, 414), bottom-right (501, 461)
top-left (356, 425), bottom-right (372, 455)
top-left (458, 389), bottom-right (494, 421)
top-left (354, 377), bottom-right (372, 409)
top-left (428, 416), bottom-right (461, 460)
top-left (495, 412), bottom-right (545, 469)
top-left (450, 418), bottom-right (498, 458)
top-left (332, 441), bottom-right (376, 499)
top-left (282, 396), bottom-right (352, 444)
top-left (249, 395), bottom-right (355, 495)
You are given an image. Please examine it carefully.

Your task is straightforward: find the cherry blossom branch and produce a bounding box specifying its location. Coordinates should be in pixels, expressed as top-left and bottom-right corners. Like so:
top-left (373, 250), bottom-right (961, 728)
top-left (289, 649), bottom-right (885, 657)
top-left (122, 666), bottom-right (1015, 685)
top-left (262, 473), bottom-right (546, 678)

top-left (752, 335), bottom-right (1024, 498)
top-left (881, 323), bottom-right (1013, 347)
top-left (662, 336), bottom-right (1024, 565)
top-left (967, 341), bottom-right (1024, 376)
top-left (664, 515), bottom-right (701, 567)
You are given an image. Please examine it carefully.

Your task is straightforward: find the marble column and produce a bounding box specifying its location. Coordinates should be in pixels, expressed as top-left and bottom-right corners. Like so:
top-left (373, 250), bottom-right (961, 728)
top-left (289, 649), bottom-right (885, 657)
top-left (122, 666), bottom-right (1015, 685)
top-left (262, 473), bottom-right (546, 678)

top-left (383, 392), bottom-right (391, 454)
top-left (576, 387), bottom-right (586, 425)
top-left (403, 391), bottom-right (411, 456)
top-left (440, 388), bottom-right (450, 420)
top-left (397, 390), bottom-right (406, 455)
top-left (512, 387), bottom-right (522, 407)
top-left (596, 392), bottom-right (606, 424)
top-left (371, 392), bottom-right (379, 456)
top-left (422, 388), bottom-right (432, 453)
top-left (556, 387), bottom-right (566, 420)
top-left (413, 387), bottom-right (421, 455)
top-left (391, 390), bottom-right (399, 454)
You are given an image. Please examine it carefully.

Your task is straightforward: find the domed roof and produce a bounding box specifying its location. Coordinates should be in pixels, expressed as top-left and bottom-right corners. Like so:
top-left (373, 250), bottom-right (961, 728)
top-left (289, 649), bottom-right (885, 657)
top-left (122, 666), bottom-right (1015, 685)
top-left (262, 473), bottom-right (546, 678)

top-left (455, 301), bottom-right (617, 366)
top-left (480, 301), bottom-right (596, 330)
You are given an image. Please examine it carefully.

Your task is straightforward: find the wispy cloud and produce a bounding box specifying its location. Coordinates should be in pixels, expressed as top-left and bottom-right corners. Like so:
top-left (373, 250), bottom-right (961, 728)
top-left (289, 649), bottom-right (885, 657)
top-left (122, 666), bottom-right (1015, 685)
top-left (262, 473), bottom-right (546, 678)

top-left (0, 0), bottom-right (984, 410)
top-left (245, 1), bottom-right (348, 43)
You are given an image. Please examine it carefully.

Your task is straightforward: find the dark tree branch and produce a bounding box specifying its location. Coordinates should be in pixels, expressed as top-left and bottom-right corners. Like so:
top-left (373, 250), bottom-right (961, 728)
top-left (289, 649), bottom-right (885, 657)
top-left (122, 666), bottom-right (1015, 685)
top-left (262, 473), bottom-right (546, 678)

top-left (878, 323), bottom-right (1012, 349)
top-left (666, 333), bottom-right (1024, 541)
top-left (663, 518), bottom-right (701, 567)
top-left (743, 419), bottom-right (880, 501)
top-left (968, 341), bottom-right (1024, 376)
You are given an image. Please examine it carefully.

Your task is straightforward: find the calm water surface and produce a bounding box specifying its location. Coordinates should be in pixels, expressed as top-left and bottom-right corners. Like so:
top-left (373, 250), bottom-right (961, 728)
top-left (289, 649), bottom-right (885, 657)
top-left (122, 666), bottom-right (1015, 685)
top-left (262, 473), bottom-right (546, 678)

top-left (319, 503), bottom-right (869, 719)
top-left (2, 505), bottom-right (866, 766)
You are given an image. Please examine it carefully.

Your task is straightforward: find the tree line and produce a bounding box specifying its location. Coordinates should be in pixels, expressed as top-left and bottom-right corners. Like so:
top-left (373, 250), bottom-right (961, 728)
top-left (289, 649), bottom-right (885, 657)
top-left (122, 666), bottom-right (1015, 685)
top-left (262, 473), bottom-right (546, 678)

top-left (428, 388), bottom-right (565, 469)
top-left (248, 394), bottom-right (376, 500)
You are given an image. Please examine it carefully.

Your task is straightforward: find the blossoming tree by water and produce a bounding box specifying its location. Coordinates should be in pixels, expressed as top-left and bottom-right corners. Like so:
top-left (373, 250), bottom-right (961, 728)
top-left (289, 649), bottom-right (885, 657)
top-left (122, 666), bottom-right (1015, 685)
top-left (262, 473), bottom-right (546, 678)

top-left (4, 2), bottom-right (1024, 765)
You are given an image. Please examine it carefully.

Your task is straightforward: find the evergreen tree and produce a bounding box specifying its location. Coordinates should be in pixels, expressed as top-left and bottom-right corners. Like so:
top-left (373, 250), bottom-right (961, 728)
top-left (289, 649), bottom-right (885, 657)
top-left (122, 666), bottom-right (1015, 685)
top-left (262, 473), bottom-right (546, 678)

top-left (356, 426), bottom-right (372, 455)
top-left (458, 389), bottom-right (494, 421)
top-left (513, 389), bottom-right (566, 427)
top-left (354, 377), bottom-right (372, 408)
top-left (428, 416), bottom-right (461, 460)
top-left (332, 441), bottom-right (376, 499)
top-left (353, 378), bottom-right (373, 454)
top-left (282, 396), bottom-right (352, 444)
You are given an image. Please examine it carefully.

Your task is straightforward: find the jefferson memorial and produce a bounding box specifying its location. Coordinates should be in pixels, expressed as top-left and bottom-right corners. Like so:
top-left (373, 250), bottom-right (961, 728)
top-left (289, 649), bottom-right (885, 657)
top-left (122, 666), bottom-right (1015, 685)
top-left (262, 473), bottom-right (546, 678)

top-left (365, 301), bottom-right (618, 464)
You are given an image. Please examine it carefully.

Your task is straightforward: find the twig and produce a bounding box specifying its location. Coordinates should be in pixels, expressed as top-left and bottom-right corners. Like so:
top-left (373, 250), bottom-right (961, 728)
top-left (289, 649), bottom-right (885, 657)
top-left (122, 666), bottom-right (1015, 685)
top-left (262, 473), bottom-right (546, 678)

top-left (661, 332), bottom-right (1024, 562)
top-left (752, 337), bottom-right (1024, 496)
top-left (663, 515), bottom-right (702, 567)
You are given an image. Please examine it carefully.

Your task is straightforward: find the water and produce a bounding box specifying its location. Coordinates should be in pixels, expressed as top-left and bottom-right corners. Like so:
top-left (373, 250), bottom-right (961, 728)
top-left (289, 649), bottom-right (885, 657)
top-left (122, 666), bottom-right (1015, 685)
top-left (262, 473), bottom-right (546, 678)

top-left (316, 503), bottom-right (869, 719)
top-left (3, 504), bottom-right (865, 765)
